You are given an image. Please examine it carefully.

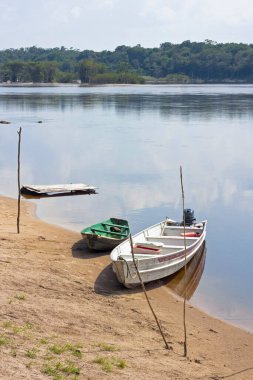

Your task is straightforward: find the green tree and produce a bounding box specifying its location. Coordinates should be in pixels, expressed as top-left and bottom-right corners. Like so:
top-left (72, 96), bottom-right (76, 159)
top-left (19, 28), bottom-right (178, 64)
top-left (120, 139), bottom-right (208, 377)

top-left (41, 62), bottom-right (58, 82)
top-left (79, 60), bottom-right (105, 83)
top-left (28, 62), bottom-right (44, 82)
top-left (7, 61), bottom-right (25, 82)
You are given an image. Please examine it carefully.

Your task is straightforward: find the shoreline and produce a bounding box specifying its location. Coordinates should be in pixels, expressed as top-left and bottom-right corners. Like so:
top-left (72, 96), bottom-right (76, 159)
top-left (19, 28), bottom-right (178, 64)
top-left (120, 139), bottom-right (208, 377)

top-left (1, 82), bottom-right (253, 88)
top-left (0, 194), bottom-right (252, 379)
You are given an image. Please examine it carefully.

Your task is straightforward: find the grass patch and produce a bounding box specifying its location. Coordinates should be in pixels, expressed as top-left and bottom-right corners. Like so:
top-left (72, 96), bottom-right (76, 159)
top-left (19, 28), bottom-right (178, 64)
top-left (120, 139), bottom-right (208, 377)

top-left (42, 361), bottom-right (80, 379)
top-left (0, 334), bottom-right (9, 346)
top-left (41, 363), bottom-right (59, 378)
top-left (12, 322), bottom-right (33, 335)
top-left (43, 354), bottom-right (55, 361)
top-left (56, 361), bottom-right (80, 375)
top-left (14, 294), bottom-right (26, 301)
top-left (39, 337), bottom-right (49, 345)
top-left (2, 320), bottom-right (12, 329)
top-left (97, 342), bottom-right (119, 352)
top-left (115, 357), bottom-right (126, 369)
top-left (49, 343), bottom-right (82, 358)
top-left (49, 344), bottom-right (66, 355)
top-left (64, 343), bottom-right (82, 358)
top-left (93, 357), bottom-right (113, 373)
top-left (12, 326), bottom-right (23, 334)
top-left (26, 348), bottom-right (37, 359)
top-left (93, 356), bottom-right (126, 372)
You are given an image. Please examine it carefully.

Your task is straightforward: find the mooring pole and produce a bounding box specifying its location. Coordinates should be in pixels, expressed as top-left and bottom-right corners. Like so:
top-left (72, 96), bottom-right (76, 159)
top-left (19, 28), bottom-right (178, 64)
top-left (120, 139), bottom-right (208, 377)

top-left (180, 165), bottom-right (188, 357)
top-left (129, 234), bottom-right (170, 350)
top-left (17, 127), bottom-right (22, 234)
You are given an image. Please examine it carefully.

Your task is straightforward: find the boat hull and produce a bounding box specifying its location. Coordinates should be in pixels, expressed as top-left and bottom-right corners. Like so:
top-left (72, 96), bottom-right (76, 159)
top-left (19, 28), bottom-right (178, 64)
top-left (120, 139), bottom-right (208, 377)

top-left (110, 219), bottom-right (207, 288)
top-left (82, 234), bottom-right (128, 251)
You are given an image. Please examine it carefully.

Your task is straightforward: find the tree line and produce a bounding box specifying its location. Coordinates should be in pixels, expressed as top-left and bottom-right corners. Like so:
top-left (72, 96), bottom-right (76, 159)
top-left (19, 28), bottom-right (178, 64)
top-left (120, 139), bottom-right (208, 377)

top-left (0, 41), bottom-right (253, 84)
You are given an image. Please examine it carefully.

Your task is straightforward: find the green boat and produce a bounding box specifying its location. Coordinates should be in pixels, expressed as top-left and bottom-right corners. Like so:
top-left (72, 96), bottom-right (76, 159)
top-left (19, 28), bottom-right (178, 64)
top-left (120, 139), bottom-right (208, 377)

top-left (81, 218), bottom-right (130, 251)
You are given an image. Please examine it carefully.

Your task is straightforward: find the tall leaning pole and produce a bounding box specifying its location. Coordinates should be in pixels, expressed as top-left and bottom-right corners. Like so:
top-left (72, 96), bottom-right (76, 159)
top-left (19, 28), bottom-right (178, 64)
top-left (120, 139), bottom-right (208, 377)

top-left (180, 165), bottom-right (188, 358)
top-left (17, 127), bottom-right (22, 234)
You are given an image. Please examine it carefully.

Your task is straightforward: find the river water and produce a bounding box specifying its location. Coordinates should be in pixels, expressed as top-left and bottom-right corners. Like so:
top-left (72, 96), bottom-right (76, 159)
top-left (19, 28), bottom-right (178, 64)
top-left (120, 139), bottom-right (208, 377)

top-left (0, 84), bottom-right (253, 332)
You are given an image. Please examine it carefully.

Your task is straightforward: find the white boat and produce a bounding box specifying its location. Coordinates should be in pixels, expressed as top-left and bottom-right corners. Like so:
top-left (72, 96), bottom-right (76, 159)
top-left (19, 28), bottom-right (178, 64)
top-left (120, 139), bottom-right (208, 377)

top-left (110, 210), bottom-right (207, 288)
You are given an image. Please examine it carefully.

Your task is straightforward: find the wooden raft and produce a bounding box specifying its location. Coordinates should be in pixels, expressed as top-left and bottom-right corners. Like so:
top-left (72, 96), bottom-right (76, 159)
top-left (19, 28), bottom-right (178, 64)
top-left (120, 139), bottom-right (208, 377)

top-left (20, 183), bottom-right (97, 198)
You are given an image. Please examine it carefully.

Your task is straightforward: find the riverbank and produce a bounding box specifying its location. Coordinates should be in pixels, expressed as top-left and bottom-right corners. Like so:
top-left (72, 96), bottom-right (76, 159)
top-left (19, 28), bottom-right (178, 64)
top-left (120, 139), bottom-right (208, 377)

top-left (0, 83), bottom-right (79, 87)
top-left (0, 195), bottom-right (252, 379)
top-left (1, 81), bottom-right (253, 87)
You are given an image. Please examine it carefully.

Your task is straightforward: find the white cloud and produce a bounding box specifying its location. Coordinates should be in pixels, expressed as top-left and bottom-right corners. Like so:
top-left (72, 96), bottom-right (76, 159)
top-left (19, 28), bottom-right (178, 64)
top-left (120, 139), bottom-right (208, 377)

top-left (0, 4), bottom-right (16, 22)
top-left (140, 0), bottom-right (175, 19)
top-left (0, 0), bottom-right (253, 49)
top-left (92, 0), bottom-right (118, 9)
top-left (154, 6), bottom-right (176, 22)
top-left (70, 6), bottom-right (82, 19)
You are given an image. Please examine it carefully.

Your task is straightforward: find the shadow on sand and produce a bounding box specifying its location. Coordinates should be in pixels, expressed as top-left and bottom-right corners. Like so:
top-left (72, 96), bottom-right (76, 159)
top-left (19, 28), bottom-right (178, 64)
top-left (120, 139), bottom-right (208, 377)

top-left (94, 263), bottom-right (172, 296)
top-left (94, 243), bottom-right (206, 298)
top-left (71, 238), bottom-right (111, 259)
top-left (71, 236), bottom-right (206, 299)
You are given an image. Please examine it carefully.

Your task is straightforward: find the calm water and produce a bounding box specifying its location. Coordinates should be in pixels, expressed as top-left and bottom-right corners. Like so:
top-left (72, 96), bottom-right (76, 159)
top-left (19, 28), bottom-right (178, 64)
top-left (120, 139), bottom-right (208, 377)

top-left (0, 84), bottom-right (253, 332)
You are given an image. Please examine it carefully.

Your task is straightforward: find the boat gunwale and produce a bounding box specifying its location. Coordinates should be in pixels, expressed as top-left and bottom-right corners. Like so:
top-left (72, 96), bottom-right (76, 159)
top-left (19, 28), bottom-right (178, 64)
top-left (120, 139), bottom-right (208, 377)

top-left (82, 233), bottom-right (128, 241)
top-left (110, 220), bottom-right (207, 262)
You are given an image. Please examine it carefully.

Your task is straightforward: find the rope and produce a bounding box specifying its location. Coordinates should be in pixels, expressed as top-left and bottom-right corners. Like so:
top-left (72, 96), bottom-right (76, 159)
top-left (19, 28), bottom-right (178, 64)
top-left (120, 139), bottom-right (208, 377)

top-left (120, 256), bottom-right (138, 279)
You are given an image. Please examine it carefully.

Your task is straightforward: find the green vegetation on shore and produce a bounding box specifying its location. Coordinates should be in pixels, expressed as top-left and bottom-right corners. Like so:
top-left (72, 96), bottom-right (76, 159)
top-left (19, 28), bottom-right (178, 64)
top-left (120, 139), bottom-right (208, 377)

top-left (1, 319), bottom-right (127, 378)
top-left (0, 40), bottom-right (253, 84)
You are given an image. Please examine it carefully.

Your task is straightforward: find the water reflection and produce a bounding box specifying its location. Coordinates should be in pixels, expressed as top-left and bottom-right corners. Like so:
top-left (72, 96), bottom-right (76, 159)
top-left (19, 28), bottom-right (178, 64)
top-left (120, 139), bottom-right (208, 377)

top-left (164, 243), bottom-right (206, 300)
top-left (21, 192), bottom-right (96, 199)
top-left (1, 92), bottom-right (253, 119)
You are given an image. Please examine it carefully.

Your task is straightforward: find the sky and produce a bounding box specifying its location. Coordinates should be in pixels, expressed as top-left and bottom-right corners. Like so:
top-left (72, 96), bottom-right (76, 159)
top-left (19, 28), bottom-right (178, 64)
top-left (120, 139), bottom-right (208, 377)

top-left (0, 0), bottom-right (253, 51)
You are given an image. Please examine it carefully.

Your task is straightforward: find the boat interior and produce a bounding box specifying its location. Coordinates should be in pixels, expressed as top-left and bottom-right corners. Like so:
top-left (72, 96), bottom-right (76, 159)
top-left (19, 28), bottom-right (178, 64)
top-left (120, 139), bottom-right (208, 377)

top-left (115, 222), bottom-right (205, 260)
top-left (145, 235), bottom-right (198, 247)
top-left (162, 226), bottom-right (204, 236)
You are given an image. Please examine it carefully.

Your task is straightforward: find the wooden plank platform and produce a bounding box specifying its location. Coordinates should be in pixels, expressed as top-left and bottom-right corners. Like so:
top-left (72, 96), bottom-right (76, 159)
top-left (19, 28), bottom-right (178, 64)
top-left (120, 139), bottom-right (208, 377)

top-left (20, 183), bottom-right (97, 198)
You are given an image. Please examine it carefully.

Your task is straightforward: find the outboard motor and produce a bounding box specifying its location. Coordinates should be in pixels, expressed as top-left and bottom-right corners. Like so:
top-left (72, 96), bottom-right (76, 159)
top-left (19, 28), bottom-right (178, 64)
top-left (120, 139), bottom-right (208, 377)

top-left (183, 209), bottom-right (196, 226)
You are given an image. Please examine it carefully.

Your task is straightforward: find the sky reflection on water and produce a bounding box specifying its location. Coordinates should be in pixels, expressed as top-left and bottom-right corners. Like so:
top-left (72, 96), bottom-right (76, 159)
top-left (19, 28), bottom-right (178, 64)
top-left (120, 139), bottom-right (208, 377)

top-left (0, 84), bottom-right (253, 332)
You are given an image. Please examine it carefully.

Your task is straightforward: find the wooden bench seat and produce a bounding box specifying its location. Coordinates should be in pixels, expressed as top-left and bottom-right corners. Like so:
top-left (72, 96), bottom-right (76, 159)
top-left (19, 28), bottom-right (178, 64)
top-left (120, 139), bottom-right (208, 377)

top-left (90, 228), bottom-right (128, 237)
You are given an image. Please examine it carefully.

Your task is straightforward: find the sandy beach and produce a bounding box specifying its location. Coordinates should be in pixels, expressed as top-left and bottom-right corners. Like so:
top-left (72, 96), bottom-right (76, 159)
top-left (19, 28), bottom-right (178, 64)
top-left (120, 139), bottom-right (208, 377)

top-left (0, 195), bottom-right (252, 379)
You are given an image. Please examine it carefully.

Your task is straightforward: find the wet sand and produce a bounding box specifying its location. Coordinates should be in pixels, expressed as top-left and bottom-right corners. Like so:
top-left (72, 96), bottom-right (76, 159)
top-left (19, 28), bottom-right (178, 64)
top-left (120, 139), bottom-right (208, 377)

top-left (0, 195), bottom-right (252, 379)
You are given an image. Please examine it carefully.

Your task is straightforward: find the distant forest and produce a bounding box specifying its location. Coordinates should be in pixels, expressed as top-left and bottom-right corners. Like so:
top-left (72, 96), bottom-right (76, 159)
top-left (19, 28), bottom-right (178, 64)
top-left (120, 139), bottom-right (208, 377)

top-left (0, 40), bottom-right (253, 84)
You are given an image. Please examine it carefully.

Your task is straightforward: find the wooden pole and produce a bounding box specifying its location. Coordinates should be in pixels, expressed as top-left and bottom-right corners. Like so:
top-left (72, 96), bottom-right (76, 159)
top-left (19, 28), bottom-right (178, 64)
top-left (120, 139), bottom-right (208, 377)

top-left (180, 165), bottom-right (188, 357)
top-left (129, 234), bottom-right (170, 350)
top-left (17, 127), bottom-right (22, 234)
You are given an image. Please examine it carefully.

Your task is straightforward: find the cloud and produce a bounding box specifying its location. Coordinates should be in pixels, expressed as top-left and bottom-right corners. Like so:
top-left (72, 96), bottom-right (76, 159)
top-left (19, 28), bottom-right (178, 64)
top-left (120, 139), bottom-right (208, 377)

top-left (70, 6), bottom-right (82, 19)
top-left (140, 0), bottom-right (176, 21)
top-left (0, 0), bottom-right (253, 50)
top-left (92, 0), bottom-right (118, 9)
